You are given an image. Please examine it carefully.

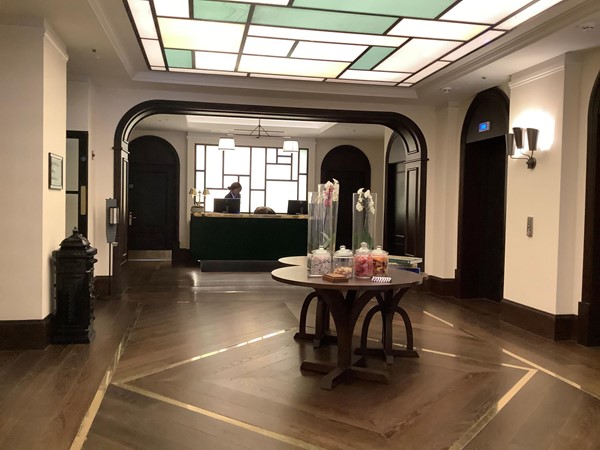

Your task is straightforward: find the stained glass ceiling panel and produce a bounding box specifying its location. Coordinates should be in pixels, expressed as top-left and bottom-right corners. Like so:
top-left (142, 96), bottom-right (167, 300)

top-left (125, 0), bottom-right (567, 87)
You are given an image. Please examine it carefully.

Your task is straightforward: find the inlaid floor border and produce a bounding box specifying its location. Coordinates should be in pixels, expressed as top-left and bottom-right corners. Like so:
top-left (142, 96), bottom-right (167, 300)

top-left (69, 304), bottom-right (143, 450)
top-left (71, 300), bottom-right (596, 450)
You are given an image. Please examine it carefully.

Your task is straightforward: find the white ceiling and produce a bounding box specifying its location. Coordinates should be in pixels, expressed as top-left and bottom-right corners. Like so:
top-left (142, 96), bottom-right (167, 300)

top-left (1, 0), bottom-right (600, 135)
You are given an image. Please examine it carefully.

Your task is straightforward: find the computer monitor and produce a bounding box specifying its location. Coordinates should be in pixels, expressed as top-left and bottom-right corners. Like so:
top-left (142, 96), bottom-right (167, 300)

top-left (213, 197), bottom-right (241, 214)
top-left (287, 200), bottom-right (307, 215)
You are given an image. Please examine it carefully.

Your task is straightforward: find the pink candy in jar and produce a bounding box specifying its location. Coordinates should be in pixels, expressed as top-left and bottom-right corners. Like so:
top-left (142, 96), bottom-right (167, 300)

top-left (354, 242), bottom-right (373, 278)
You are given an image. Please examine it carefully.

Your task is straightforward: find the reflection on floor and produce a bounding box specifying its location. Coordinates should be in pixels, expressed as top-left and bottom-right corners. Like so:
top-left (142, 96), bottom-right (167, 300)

top-left (53, 263), bottom-right (600, 448)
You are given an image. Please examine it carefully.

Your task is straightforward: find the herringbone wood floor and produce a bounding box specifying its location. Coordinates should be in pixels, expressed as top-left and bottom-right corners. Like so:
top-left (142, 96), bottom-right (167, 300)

top-left (2, 261), bottom-right (599, 449)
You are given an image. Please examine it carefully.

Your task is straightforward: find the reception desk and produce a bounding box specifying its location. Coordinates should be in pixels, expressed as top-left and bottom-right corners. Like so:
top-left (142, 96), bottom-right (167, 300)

top-left (190, 213), bottom-right (307, 262)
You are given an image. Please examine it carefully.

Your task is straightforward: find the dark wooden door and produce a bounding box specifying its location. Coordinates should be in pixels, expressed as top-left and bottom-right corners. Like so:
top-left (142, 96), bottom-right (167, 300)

top-left (459, 136), bottom-right (506, 301)
top-left (387, 163), bottom-right (406, 255)
top-left (321, 146), bottom-right (371, 250)
top-left (128, 136), bottom-right (179, 251)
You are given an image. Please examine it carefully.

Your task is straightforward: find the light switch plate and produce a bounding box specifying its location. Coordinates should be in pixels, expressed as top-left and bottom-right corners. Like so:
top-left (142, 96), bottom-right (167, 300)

top-left (527, 216), bottom-right (533, 237)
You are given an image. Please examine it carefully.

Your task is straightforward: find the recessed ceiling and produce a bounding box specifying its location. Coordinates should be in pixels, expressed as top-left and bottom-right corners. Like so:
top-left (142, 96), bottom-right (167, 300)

top-left (125, 0), bottom-right (566, 87)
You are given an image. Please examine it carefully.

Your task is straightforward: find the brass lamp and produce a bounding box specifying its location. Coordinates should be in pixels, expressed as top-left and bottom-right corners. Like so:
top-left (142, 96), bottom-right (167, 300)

top-left (189, 188), bottom-right (198, 205)
top-left (202, 188), bottom-right (210, 207)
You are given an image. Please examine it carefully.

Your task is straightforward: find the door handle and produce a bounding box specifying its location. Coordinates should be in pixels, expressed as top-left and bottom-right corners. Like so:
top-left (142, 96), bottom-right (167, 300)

top-left (128, 212), bottom-right (136, 225)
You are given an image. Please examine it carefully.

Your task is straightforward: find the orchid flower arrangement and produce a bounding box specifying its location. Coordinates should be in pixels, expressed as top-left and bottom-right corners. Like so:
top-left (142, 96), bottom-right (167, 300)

top-left (353, 188), bottom-right (376, 249)
top-left (322, 178), bottom-right (339, 207)
top-left (355, 188), bottom-right (375, 214)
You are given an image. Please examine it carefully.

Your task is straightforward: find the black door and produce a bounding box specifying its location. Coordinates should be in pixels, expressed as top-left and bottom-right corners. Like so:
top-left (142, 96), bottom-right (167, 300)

top-left (459, 136), bottom-right (506, 301)
top-left (321, 146), bottom-right (371, 250)
top-left (128, 136), bottom-right (179, 251)
top-left (386, 163), bottom-right (406, 255)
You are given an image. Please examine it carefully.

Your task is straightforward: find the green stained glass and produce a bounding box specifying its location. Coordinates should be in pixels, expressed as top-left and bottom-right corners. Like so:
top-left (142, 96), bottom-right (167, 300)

top-left (291, 0), bottom-right (454, 19)
top-left (165, 48), bottom-right (192, 68)
top-left (252, 6), bottom-right (396, 34)
top-left (193, 0), bottom-right (249, 23)
top-left (351, 46), bottom-right (395, 70)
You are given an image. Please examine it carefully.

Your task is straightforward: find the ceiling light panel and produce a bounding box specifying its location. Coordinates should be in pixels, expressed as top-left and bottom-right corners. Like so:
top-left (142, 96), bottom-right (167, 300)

top-left (292, 42), bottom-right (367, 62)
top-left (443, 30), bottom-right (505, 61)
top-left (243, 36), bottom-right (294, 57)
top-left (126, 0), bottom-right (568, 87)
top-left (251, 6), bottom-right (396, 34)
top-left (248, 25), bottom-right (407, 47)
top-left (127, 0), bottom-right (158, 39)
top-left (239, 55), bottom-right (348, 78)
top-left (195, 51), bottom-right (238, 71)
top-left (389, 18), bottom-right (489, 41)
top-left (496, 0), bottom-right (563, 30)
top-left (158, 18), bottom-right (244, 52)
top-left (441, 0), bottom-right (533, 24)
top-left (291, 0), bottom-right (456, 19)
top-left (340, 70), bottom-right (410, 83)
top-left (154, 0), bottom-right (190, 18)
top-left (376, 39), bottom-right (461, 73)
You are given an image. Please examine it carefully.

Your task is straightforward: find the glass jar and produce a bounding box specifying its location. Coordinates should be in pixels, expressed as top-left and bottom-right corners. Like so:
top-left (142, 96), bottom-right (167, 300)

top-left (353, 242), bottom-right (373, 279)
top-left (371, 245), bottom-right (389, 276)
top-left (332, 245), bottom-right (353, 278)
top-left (310, 246), bottom-right (331, 277)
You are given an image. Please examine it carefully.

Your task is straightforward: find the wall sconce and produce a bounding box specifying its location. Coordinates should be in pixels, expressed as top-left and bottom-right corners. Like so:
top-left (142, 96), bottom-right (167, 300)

top-left (506, 127), bottom-right (538, 169)
top-left (201, 188), bottom-right (210, 206)
top-left (218, 137), bottom-right (236, 151)
top-left (282, 139), bottom-right (299, 152)
top-left (188, 188), bottom-right (198, 205)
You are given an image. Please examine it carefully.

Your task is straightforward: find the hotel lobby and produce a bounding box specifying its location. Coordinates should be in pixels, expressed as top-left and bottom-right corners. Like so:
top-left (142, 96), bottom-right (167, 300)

top-left (1, 0), bottom-right (600, 448)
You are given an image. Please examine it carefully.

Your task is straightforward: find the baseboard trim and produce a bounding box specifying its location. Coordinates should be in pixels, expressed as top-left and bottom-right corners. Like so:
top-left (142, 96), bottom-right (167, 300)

top-left (94, 276), bottom-right (111, 299)
top-left (416, 275), bottom-right (456, 297)
top-left (0, 315), bottom-right (53, 350)
top-left (501, 298), bottom-right (577, 341)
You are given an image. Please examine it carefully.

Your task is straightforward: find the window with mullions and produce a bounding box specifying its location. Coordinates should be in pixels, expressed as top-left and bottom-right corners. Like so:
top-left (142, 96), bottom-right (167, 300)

top-left (195, 144), bottom-right (308, 213)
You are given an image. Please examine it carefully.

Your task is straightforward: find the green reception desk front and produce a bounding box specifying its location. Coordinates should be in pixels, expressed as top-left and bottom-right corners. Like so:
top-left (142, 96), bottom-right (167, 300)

top-left (190, 213), bottom-right (308, 261)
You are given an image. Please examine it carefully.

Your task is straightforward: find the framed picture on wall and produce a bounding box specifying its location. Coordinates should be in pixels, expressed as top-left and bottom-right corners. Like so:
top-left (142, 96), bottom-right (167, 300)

top-left (49, 153), bottom-right (63, 190)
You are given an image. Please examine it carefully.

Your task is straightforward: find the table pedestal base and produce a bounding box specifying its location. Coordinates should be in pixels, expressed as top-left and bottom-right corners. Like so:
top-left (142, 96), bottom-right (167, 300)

top-left (294, 291), bottom-right (337, 348)
top-left (301, 359), bottom-right (389, 390)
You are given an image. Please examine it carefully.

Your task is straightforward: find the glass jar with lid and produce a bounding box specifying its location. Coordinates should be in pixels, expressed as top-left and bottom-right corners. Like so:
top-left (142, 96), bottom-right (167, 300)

top-left (371, 245), bottom-right (389, 276)
top-left (310, 246), bottom-right (331, 276)
top-left (332, 245), bottom-right (353, 278)
top-left (353, 242), bottom-right (373, 279)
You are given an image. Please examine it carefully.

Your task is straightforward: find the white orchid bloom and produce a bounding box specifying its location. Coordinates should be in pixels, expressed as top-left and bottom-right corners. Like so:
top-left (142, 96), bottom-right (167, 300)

top-left (356, 202), bottom-right (364, 212)
top-left (364, 189), bottom-right (371, 197)
top-left (332, 178), bottom-right (339, 201)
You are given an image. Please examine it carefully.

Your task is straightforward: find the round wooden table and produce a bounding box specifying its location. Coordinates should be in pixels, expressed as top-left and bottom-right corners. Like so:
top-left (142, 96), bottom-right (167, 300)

top-left (271, 265), bottom-right (425, 389)
top-left (277, 255), bottom-right (307, 266)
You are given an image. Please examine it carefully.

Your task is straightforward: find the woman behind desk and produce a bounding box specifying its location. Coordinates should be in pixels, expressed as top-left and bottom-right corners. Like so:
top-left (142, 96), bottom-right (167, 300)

top-left (225, 182), bottom-right (242, 199)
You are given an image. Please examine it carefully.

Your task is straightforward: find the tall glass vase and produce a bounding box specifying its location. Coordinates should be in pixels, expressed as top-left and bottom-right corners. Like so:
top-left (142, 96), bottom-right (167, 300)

top-left (352, 192), bottom-right (377, 250)
top-left (306, 183), bottom-right (339, 275)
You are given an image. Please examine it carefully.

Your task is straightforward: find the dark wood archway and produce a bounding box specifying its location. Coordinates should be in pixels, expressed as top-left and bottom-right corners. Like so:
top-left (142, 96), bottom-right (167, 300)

top-left (457, 88), bottom-right (509, 301)
top-left (321, 145), bottom-right (371, 250)
top-left (128, 135), bottom-right (180, 251)
top-left (111, 100), bottom-right (428, 295)
top-left (579, 71), bottom-right (600, 346)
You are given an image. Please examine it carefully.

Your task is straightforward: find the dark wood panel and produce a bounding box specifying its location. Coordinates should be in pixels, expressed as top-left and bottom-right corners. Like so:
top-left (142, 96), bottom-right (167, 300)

top-left (405, 165), bottom-right (419, 257)
top-left (501, 298), bottom-right (577, 341)
top-left (0, 315), bottom-right (52, 350)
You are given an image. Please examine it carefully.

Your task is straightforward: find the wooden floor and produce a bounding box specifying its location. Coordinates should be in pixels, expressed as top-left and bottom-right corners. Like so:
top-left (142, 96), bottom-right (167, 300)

top-left (2, 262), bottom-right (600, 449)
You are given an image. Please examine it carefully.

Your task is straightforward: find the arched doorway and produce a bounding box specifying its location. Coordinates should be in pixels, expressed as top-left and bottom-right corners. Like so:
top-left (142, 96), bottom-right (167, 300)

top-left (321, 145), bottom-right (371, 249)
top-left (111, 101), bottom-right (428, 294)
top-left (384, 130), bottom-right (426, 258)
top-left (128, 135), bottom-right (180, 251)
top-left (579, 71), bottom-right (600, 346)
top-left (456, 88), bottom-right (509, 301)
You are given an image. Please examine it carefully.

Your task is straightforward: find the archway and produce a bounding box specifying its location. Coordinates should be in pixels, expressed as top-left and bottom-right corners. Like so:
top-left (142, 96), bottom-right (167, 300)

top-left (111, 100), bottom-right (428, 294)
top-left (457, 88), bottom-right (509, 301)
top-left (384, 129), bottom-right (426, 259)
top-left (579, 71), bottom-right (600, 346)
top-left (128, 135), bottom-right (180, 252)
top-left (321, 145), bottom-right (371, 250)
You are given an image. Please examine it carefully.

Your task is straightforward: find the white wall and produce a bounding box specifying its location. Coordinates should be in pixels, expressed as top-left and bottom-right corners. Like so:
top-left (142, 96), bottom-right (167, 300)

top-left (0, 20), bottom-right (67, 320)
top-left (504, 54), bottom-right (587, 315)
